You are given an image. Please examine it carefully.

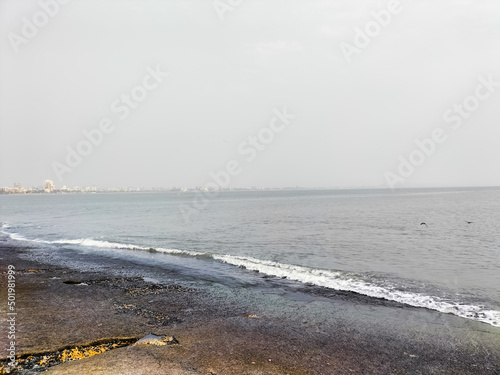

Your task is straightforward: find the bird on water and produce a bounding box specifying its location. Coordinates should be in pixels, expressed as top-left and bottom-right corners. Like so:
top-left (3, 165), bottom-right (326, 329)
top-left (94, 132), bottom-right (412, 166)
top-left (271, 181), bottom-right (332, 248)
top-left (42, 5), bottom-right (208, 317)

top-left (466, 221), bottom-right (473, 224)
top-left (420, 222), bottom-right (428, 227)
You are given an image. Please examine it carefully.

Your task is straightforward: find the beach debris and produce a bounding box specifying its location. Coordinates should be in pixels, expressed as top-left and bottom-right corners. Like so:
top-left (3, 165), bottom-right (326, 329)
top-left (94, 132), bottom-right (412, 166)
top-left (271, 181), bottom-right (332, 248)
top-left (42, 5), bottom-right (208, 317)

top-left (63, 280), bottom-right (86, 285)
top-left (127, 283), bottom-right (196, 295)
top-left (404, 352), bottom-right (419, 358)
top-left (117, 303), bottom-right (136, 310)
top-left (134, 334), bottom-right (179, 346)
top-left (114, 303), bottom-right (182, 326)
top-left (245, 314), bottom-right (260, 318)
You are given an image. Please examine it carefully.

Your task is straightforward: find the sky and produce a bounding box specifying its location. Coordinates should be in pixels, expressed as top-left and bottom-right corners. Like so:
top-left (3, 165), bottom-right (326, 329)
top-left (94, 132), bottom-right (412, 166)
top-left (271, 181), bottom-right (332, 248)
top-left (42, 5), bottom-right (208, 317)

top-left (1, 0), bottom-right (499, 189)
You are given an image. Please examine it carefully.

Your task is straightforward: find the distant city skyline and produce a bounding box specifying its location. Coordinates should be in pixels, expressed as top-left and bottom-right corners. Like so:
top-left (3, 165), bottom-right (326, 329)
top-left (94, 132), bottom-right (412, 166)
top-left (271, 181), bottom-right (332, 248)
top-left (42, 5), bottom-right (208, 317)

top-left (2, 179), bottom-right (498, 194)
top-left (1, 0), bottom-right (500, 189)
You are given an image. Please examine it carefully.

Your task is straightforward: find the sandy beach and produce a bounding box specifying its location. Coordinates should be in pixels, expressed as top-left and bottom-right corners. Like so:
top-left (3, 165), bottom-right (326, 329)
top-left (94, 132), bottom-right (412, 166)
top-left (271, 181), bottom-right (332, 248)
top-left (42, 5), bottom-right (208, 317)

top-left (1, 241), bottom-right (500, 375)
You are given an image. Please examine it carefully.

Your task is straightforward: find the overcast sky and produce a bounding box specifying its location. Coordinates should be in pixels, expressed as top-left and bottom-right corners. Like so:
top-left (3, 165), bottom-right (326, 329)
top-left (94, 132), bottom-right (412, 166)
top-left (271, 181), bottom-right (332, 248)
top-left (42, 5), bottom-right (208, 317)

top-left (1, 0), bottom-right (499, 189)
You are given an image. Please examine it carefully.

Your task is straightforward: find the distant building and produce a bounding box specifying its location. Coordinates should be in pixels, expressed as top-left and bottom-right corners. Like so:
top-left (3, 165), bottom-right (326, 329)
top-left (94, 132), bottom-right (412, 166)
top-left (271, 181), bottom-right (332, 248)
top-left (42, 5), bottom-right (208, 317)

top-left (14, 182), bottom-right (22, 189)
top-left (44, 180), bottom-right (55, 193)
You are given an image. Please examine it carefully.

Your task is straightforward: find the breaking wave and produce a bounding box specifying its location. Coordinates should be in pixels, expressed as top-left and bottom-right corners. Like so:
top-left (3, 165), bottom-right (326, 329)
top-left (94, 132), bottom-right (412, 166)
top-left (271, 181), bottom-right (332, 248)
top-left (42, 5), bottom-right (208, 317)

top-left (2, 225), bottom-right (499, 328)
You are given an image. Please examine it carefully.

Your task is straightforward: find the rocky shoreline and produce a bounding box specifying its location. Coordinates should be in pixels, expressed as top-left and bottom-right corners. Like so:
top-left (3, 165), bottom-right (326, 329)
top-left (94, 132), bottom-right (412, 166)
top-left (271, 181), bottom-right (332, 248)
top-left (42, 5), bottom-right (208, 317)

top-left (1, 243), bottom-right (500, 374)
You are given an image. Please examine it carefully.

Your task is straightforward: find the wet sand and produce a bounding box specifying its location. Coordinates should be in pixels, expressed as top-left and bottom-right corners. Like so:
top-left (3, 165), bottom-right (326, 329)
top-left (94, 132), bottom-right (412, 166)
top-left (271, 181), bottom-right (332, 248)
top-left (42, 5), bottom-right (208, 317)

top-left (1, 242), bottom-right (500, 374)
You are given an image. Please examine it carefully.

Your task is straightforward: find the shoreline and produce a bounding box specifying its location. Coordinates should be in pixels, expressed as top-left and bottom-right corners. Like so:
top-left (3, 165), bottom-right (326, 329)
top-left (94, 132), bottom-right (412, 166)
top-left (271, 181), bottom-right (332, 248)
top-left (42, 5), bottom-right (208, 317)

top-left (1, 242), bottom-right (500, 374)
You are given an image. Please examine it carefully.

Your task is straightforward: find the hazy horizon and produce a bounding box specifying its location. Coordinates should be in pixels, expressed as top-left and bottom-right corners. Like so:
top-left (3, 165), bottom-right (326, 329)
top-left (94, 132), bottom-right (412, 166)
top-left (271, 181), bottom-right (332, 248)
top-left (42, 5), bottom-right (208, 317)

top-left (1, 0), bottom-right (500, 190)
top-left (2, 180), bottom-right (500, 191)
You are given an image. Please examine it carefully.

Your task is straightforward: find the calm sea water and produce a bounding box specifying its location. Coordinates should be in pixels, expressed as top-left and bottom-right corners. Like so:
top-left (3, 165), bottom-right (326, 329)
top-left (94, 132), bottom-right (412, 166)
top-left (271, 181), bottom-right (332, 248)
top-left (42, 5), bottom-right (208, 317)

top-left (1, 188), bottom-right (499, 326)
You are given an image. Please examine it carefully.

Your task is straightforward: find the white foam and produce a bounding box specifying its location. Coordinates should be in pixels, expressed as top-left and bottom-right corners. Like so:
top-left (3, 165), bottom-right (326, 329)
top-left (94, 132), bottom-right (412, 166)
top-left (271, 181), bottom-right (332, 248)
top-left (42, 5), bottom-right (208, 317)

top-left (2, 230), bottom-right (203, 257)
top-left (51, 239), bottom-right (204, 257)
top-left (5, 231), bottom-right (31, 242)
top-left (213, 254), bottom-right (500, 327)
top-left (1, 225), bottom-right (46, 243)
top-left (51, 238), bottom-right (143, 249)
top-left (155, 247), bottom-right (206, 257)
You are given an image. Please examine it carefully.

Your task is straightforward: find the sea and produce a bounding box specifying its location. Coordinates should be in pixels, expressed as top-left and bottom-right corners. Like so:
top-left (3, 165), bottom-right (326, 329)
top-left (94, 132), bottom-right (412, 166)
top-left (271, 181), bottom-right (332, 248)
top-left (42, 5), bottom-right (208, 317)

top-left (1, 187), bottom-right (499, 327)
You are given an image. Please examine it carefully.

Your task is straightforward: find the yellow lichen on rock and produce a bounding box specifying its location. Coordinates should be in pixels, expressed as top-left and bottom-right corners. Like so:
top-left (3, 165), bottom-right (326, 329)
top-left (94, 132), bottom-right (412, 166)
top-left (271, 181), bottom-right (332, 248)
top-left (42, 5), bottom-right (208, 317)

top-left (1, 338), bottom-right (139, 372)
top-left (59, 348), bottom-right (84, 362)
top-left (39, 355), bottom-right (50, 366)
top-left (0, 363), bottom-right (19, 374)
top-left (59, 345), bottom-right (109, 362)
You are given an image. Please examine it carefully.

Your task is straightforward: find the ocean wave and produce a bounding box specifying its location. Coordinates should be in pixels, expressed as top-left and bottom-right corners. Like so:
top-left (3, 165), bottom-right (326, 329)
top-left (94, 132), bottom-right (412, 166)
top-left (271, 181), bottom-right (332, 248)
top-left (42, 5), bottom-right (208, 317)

top-left (50, 238), bottom-right (206, 258)
top-left (212, 254), bottom-right (500, 327)
top-left (51, 238), bottom-right (145, 249)
top-left (3, 228), bottom-right (499, 328)
top-left (1, 224), bottom-right (31, 242)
